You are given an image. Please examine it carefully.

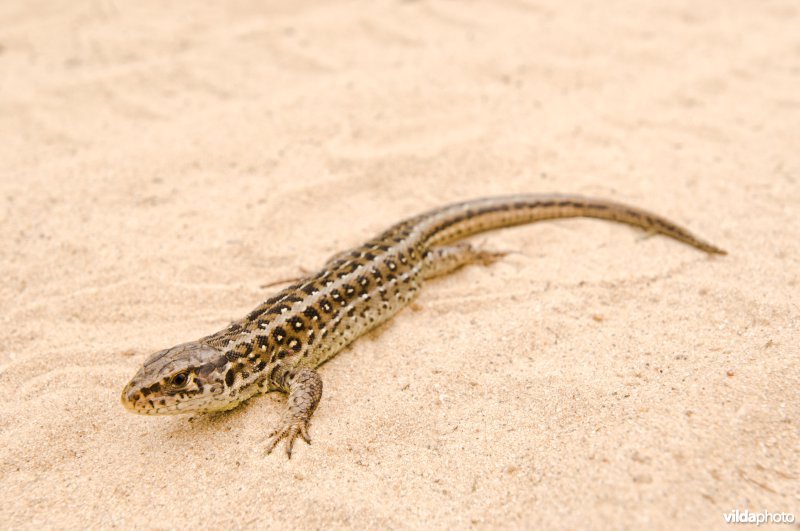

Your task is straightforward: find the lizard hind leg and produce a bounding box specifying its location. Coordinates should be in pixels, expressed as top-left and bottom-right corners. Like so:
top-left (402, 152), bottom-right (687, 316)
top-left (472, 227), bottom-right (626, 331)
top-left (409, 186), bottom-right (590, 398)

top-left (421, 243), bottom-right (508, 280)
top-left (264, 367), bottom-right (323, 458)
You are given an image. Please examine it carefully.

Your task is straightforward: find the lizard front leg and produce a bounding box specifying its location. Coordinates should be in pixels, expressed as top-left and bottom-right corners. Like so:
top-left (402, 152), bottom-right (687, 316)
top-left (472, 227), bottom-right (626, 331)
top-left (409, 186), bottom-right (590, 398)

top-left (265, 367), bottom-right (323, 458)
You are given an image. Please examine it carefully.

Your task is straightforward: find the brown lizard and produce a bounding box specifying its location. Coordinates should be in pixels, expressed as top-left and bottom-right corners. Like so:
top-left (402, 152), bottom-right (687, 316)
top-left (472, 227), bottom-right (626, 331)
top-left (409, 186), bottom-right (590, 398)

top-left (121, 194), bottom-right (725, 457)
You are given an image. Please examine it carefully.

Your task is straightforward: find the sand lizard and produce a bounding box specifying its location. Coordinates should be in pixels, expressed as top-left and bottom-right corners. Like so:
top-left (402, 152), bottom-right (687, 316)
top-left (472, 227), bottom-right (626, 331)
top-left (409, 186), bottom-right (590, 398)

top-left (121, 194), bottom-right (725, 457)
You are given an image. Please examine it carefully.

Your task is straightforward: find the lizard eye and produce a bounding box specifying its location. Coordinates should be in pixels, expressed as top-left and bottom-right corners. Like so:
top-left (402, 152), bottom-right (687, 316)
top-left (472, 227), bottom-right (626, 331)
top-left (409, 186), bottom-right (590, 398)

top-left (170, 372), bottom-right (189, 387)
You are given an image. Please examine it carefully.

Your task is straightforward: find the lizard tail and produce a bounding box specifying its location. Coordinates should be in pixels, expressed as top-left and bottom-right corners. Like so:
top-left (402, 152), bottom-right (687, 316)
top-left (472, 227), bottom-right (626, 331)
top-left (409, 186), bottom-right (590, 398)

top-left (413, 194), bottom-right (726, 255)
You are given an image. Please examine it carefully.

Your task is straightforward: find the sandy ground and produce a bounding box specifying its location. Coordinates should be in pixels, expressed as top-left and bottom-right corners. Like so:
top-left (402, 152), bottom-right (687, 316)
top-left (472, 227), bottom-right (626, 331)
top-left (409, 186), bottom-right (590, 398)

top-left (1, 1), bottom-right (799, 529)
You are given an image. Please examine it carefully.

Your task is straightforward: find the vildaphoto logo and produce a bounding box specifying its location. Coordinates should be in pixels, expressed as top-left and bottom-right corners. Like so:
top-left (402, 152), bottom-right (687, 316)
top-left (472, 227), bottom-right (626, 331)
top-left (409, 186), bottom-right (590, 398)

top-left (723, 509), bottom-right (795, 525)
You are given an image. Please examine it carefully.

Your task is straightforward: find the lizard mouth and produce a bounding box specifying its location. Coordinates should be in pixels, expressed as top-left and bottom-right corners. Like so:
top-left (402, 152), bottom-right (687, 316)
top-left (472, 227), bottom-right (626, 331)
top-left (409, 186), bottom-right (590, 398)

top-left (120, 381), bottom-right (148, 414)
top-left (120, 378), bottom-right (168, 415)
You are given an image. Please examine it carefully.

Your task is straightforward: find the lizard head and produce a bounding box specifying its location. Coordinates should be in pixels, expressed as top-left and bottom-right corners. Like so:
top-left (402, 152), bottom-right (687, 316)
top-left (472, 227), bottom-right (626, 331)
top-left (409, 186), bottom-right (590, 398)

top-left (121, 341), bottom-right (236, 415)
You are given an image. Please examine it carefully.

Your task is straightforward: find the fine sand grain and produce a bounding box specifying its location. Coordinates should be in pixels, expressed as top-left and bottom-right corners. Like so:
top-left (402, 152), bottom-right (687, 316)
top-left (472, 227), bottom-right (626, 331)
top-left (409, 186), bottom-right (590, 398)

top-left (1, 1), bottom-right (798, 529)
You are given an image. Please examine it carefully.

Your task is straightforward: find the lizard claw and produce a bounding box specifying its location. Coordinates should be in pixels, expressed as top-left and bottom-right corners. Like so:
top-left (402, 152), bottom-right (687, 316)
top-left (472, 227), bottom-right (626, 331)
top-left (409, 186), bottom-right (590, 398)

top-left (265, 418), bottom-right (311, 459)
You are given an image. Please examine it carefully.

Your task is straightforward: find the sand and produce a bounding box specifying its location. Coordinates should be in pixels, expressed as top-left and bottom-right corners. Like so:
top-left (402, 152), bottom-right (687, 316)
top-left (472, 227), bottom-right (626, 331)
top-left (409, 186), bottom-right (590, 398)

top-left (1, 1), bottom-right (798, 529)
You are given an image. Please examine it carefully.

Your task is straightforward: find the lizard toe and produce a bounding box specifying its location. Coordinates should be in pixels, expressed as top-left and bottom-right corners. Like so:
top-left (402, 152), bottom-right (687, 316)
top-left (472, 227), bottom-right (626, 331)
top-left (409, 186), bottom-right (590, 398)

top-left (265, 418), bottom-right (311, 459)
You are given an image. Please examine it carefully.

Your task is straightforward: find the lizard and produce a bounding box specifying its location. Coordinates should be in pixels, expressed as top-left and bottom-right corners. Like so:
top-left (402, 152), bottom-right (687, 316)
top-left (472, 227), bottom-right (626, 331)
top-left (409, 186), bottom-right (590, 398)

top-left (120, 194), bottom-right (725, 457)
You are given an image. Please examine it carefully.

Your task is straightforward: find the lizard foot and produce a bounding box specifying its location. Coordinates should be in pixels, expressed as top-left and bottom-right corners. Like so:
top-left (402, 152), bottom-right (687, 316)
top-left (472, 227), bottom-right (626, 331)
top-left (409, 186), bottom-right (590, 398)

top-left (265, 417), bottom-right (311, 459)
top-left (474, 249), bottom-right (509, 266)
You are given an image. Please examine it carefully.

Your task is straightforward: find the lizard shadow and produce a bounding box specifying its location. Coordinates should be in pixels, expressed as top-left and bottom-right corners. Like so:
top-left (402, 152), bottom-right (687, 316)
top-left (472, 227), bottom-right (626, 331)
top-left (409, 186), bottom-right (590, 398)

top-left (161, 391), bottom-right (283, 441)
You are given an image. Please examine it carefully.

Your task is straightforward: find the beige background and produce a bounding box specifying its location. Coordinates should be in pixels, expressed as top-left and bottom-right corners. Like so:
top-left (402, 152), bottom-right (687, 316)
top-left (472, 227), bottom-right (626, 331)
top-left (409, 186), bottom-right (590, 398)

top-left (1, 1), bottom-right (798, 529)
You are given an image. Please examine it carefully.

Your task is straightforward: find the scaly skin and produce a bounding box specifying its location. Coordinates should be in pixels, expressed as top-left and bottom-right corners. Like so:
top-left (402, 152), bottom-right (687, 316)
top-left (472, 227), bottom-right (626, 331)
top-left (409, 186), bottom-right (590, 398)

top-left (121, 194), bottom-right (725, 457)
